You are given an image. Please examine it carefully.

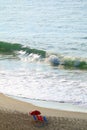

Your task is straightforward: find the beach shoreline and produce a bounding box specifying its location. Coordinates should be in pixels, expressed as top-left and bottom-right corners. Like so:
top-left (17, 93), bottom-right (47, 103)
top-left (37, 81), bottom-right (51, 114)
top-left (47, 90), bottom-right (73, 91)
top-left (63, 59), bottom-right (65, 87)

top-left (7, 94), bottom-right (87, 113)
top-left (0, 93), bottom-right (87, 130)
top-left (0, 93), bottom-right (87, 118)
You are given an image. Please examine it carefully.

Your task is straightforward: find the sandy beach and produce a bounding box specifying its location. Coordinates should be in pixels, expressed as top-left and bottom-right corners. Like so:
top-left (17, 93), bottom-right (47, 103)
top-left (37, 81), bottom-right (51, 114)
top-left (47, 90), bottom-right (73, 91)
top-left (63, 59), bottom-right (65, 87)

top-left (0, 93), bottom-right (87, 130)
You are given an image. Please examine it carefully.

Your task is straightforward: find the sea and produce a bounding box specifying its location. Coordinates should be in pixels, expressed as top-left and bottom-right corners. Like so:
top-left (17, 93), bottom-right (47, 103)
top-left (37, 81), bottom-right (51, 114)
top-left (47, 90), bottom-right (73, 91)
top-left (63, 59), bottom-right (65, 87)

top-left (0, 0), bottom-right (87, 112)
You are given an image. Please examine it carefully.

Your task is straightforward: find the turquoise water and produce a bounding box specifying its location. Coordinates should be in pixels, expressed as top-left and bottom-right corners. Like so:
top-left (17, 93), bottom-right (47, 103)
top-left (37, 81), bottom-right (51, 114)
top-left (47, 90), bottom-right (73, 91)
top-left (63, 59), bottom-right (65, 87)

top-left (0, 0), bottom-right (87, 58)
top-left (0, 0), bottom-right (87, 110)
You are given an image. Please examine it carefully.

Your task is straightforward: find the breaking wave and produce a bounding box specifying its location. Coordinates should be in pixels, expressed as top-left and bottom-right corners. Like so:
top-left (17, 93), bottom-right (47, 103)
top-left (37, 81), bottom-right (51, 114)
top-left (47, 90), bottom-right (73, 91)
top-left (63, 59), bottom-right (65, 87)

top-left (0, 41), bottom-right (46, 58)
top-left (0, 41), bottom-right (87, 70)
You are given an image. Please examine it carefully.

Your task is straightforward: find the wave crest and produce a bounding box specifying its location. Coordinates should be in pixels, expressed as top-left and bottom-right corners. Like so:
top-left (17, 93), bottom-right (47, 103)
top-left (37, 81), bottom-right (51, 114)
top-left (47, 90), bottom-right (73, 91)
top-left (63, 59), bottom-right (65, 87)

top-left (0, 41), bottom-right (87, 70)
top-left (0, 41), bottom-right (46, 58)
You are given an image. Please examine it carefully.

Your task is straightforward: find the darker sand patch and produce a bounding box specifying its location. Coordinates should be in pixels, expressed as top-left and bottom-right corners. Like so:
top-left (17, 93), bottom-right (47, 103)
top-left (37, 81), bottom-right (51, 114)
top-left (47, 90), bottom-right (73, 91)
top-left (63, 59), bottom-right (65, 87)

top-left (0, 110), bottom-right (87, 130)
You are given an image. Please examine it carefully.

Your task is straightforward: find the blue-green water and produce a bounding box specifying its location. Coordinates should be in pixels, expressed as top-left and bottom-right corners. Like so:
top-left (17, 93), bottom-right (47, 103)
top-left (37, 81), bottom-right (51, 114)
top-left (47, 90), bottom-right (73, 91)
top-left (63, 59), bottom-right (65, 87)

top-left (0, 0), bottom-right (87, 110)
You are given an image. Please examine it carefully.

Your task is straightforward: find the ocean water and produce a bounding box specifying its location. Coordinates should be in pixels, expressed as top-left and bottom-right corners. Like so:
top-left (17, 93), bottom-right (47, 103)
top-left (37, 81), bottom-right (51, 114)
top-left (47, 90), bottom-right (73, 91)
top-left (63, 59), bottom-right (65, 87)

top-left (0, 0), bottom-right (87, 110)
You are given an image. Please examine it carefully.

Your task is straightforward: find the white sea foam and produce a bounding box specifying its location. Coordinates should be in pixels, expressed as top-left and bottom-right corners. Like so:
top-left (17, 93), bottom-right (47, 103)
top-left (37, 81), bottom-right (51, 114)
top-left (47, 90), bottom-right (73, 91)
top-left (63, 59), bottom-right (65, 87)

top-left (0, 62), bottom-right (87, 109)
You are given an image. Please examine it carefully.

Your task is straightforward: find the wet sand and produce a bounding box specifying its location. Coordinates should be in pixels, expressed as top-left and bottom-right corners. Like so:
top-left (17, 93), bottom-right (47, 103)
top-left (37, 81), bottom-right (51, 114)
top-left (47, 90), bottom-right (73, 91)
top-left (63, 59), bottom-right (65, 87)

top-left (0, 93), bottom-right (87, 130)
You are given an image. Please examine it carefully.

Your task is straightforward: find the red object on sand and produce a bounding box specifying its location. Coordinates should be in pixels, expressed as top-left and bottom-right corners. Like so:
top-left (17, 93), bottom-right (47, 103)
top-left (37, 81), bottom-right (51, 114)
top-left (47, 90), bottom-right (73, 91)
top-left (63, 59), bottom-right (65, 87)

top-left (36, 115), bottom-right (43, 121)
top-left (29, 110), bottom-right (41, 115)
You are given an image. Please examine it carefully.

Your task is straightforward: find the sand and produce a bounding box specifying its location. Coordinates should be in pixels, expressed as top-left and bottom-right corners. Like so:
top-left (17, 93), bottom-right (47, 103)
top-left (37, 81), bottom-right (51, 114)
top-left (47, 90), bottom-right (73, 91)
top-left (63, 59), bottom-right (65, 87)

top-left (0, 93), bottom-right (87, 130)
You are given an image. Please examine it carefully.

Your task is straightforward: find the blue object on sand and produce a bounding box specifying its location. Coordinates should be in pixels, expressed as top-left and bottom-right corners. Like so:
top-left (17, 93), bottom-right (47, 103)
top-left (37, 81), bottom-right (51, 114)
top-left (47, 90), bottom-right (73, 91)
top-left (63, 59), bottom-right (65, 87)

top-left (43, 116), bottom-right (48, 122)
top-left (33, 115), bottom-right (37, 120)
